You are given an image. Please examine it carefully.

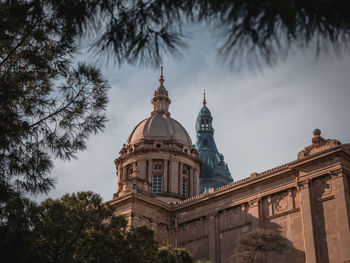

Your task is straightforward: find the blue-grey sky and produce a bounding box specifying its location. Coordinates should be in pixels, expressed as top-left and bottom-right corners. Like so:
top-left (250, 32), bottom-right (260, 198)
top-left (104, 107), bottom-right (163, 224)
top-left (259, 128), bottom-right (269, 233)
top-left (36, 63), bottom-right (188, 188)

top-left (34, 27), bottom-right (350, 202)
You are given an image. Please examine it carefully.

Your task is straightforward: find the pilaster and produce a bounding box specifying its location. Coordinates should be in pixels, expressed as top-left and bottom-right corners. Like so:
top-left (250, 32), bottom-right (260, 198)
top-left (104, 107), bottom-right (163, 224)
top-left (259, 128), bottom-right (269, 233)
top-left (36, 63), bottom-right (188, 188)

top-left (163, 159), bottom-right (168, 192)
top-left (332, 170), bottom-right (350, 262)
top-left (248, 198), bottom-right (261, 229)
top-left (147, 159), bottom-right (152, 186)
top-left (208, 212), bottom-right (218, 263)
top-left (298, 179), bottom-right (317, 263)
top-left (195, 170), bottom-right (200, 195)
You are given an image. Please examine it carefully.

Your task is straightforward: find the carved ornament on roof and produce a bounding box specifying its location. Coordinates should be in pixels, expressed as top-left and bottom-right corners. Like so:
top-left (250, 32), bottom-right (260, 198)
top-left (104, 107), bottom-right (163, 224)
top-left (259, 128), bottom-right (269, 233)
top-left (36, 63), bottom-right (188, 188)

top-left (297, 129), bottom-right (341, 159)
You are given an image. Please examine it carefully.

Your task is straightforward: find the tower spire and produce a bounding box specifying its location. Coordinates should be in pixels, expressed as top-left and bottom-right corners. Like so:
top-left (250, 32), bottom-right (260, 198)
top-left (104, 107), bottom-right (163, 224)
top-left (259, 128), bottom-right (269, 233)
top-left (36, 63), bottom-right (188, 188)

top-left (203, 89), bottom-right (207, 106)
top-left (159, 65), bottom-right (164, 86)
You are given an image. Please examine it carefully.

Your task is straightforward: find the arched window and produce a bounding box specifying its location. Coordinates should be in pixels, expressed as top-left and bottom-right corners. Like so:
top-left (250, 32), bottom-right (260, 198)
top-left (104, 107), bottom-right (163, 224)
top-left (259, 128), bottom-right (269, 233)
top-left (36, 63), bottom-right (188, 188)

top-left (201, 119), bottom-right (205, 129)
top-left (182, 178), bottom-right (188, 197)
top-left (203, 139), bottom-right (208, 146)
top-left (152, 175), bottom-right (162, 193)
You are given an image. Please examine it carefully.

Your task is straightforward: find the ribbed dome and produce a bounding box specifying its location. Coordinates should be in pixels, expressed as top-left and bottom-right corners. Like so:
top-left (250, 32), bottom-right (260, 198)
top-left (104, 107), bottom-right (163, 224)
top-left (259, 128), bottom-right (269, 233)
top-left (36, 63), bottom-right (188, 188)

top-left (127, 114), bottom-right (193, 146)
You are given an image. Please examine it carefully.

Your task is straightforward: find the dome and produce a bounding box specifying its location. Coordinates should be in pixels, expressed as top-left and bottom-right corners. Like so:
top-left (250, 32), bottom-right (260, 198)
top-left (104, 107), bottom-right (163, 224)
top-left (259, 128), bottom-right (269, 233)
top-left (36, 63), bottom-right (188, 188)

top-left (126, 67), bottom-right (193, 147)
top-left (127, 114), bottom-right (192, 146)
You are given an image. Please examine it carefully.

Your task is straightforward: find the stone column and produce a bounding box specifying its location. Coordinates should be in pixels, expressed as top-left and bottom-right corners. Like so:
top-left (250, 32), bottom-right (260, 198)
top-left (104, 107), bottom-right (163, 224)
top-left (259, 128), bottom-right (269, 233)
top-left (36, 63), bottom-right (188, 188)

top-left (148, 159), bottom-right (153, 187)
top-left (288, 189), bottom-right (295, 210)
top-left (117, 166), bottom-right (122, 192)
top-left (215, 213), bottom-right (220, 262)
top-left (168, 159), bottom-right (172, 192)
top-left (170, 158), bottom-right (178, 194)
top-left (190, 168), bottom-right (194, 197)
top-left (163, 159), bottom-right (168, 192)
top-left (122, 167), bottom-right (127, 191)
top-left (332, 171), bottom-right (350, 262)
top-left (298, 179), bottom-right (317, 263)
top-left (267, 195), bottom-right (273, 216)
top-left (132, 162), bottom-right (137, 176)
top-left (194, 170), bottom-right (200, 195)
top-left (208, 212), bottom-right (218, 263)
top-left (175, 216), bottom-right (179, 248)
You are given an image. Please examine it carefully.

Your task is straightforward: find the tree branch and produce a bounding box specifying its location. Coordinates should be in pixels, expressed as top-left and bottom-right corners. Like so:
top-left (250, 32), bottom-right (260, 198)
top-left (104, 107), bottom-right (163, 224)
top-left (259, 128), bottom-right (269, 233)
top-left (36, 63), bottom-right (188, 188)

top-left (28, 85), bottom-right (85, 129)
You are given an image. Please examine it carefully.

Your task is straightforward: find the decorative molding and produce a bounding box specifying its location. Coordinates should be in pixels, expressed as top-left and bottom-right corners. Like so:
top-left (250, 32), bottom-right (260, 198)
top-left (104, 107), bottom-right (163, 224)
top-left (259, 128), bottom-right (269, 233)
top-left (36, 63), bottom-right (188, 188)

top-left (297, 179), bottom-right (310, 191)
top-left (273, 192), bottom-right (289, 213)
top-left (298, 129), bottom-right (341, 159)
top-left (314, 175), bottom-right (333, 200)
top-left (266, 208), bottom-right (300, 220)
top-left (248, 198), bottom-right (260, 208)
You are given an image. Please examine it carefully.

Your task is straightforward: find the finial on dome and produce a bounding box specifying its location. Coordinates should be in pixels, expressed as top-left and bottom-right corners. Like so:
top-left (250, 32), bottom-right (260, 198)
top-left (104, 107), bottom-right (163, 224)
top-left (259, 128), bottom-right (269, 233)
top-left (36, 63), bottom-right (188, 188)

top-left (313, 128), bottom-right (321, 136)
top-left (203, 89), bottom-right (207, 106)
top-left (159, 65), bottom-right (165, 86)
top-left (152, 65), bottom-right (171, 116)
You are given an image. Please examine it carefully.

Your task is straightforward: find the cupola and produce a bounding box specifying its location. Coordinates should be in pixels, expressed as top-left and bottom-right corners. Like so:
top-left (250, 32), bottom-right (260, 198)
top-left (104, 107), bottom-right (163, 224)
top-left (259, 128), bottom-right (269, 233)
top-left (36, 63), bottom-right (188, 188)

top-left (114, 68), bottom-right (202, 203)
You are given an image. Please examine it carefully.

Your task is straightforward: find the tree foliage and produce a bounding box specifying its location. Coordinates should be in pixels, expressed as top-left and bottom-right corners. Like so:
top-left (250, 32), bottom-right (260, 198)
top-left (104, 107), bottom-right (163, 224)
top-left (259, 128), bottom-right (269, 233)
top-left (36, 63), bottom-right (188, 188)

top-left (235, 230), bottom-right (286, 263)
top-left (0, 191), bottom-right (194, 263)
top-left (34, 0), bottom-right (350, 67)
top-left (0, 186), bottom-right (41, 263)
top-left (0, 0), bottom-right (109, 194)
top-left (157, 245), bottom-right (194, 263)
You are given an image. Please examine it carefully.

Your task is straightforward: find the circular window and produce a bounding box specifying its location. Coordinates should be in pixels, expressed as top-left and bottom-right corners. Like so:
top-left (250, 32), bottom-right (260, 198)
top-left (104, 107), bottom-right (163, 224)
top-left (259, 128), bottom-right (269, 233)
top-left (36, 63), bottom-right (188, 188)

top-left (156, 143), bottom-right (161, 148)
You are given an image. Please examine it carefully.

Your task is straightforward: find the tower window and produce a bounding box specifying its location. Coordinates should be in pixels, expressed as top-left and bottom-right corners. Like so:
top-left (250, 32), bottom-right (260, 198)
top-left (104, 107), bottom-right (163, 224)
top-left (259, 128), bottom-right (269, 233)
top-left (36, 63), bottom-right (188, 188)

top-left (152, 175), bottom-right (163, 193)
top-left (182, 179), bottom-right (188, 197)
top-left (127, 165), bottom-right (133, 176)
top-left (203, 139), bottom-right (208, 146)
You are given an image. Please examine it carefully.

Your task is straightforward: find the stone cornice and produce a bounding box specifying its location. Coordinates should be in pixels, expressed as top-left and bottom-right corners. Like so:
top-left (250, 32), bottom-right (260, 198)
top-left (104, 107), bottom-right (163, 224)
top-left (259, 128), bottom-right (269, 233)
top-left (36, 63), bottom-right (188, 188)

top-left (107, 143), bottom-right (350, 217)
top-left (115, 145), bottom-right (201, 166)
top-left (171, 143), bottom-right (350, 209)
top-left (106, 191), bottom-right (173, 212)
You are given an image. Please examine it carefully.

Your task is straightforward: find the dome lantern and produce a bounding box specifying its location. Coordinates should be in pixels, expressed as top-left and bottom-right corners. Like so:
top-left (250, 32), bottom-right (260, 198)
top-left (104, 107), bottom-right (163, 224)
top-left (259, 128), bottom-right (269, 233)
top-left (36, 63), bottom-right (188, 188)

top-left (151, 66), bottom-right (171, 117)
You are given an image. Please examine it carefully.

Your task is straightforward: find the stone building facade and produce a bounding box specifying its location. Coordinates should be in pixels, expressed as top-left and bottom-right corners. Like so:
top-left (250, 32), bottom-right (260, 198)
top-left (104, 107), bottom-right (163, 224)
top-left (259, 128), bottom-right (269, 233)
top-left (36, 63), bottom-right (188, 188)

top-left (108, 70), bottom-right (350, 263)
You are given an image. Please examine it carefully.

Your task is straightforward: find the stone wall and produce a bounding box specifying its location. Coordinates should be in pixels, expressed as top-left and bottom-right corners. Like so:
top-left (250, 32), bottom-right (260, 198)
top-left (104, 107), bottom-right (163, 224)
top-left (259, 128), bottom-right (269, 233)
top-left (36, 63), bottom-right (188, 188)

top-left (109, 144), bottom-right (350, 263)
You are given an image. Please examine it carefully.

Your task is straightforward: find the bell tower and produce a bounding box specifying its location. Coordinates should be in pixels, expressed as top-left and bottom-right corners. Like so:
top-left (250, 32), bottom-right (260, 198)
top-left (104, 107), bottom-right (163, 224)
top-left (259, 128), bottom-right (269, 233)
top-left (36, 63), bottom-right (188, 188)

top-left (195, 91), bottom-right (233, 193)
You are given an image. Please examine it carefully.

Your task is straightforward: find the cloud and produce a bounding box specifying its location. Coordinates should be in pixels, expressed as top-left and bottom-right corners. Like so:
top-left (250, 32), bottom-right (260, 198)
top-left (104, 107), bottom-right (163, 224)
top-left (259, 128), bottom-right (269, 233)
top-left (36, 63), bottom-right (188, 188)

top-left (35, 30), bottom-right (350, 203)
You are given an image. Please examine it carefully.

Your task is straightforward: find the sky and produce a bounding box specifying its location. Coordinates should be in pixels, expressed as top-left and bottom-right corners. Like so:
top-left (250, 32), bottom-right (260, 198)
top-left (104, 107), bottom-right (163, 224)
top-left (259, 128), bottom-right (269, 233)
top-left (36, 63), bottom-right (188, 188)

top-left (34, 26), bottom-right (350, 203)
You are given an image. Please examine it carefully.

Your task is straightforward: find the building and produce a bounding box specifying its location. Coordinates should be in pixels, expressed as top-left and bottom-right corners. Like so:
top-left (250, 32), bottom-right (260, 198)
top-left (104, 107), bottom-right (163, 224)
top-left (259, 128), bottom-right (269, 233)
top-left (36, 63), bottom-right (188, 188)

top-left (108, 69), bottom-right (350, 263)
top-left (195, 91), bottom-right (233, 193)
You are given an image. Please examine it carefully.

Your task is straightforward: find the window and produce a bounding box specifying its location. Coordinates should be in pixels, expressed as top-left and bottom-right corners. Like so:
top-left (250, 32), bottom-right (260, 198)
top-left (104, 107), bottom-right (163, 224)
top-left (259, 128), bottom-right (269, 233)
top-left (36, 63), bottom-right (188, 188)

top-left (127, 165), bottom-right (133, 176)
top-left (153, 164), bottom-right (163, 170)
top-left (182, 179), bottom-right (187, 197)
top-left (200, 119), bottom-right (205, 129)
top-left (203, 139), bottom-right (208, 146)
top-left (152, 175), bottom-right (163, 193)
